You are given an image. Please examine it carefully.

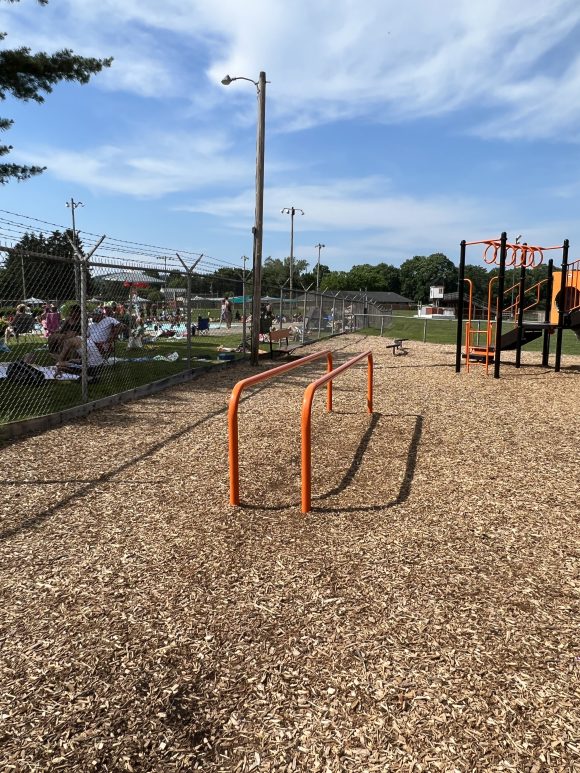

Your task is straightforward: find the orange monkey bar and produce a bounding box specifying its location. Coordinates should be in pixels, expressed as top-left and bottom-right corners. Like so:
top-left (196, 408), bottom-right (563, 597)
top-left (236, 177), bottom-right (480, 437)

top-left (468, 239), bottom-right (562, 270)
top-left (301, 350), bottom-right (373, 514)
top-left (228, 350), bottom-right (333, 506)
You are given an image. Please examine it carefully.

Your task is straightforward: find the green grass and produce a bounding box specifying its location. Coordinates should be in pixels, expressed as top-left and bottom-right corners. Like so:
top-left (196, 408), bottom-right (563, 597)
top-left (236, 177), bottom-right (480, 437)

top-left (0, 332), bottom-right (243, 424)
top-left (361, 317), bottom-right (580, 355)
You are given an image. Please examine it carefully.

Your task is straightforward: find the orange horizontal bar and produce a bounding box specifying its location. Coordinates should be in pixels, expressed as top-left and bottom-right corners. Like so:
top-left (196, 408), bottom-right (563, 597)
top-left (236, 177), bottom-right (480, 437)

top-left (464, 238), bottom-right (501, 246)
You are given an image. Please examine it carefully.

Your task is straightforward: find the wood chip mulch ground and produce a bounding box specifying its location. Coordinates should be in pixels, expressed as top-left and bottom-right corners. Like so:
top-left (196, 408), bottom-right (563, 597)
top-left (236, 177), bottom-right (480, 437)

top-left (1, 335), bottom-right (579, 772)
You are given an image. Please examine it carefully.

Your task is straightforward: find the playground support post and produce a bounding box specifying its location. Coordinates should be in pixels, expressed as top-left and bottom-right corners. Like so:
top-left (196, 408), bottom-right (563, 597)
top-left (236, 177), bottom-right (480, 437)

top-left (455, 240), bottom-right (466, 372)
top-left (493, 232), bottom-right (508, 379)
top-left (515, 260), bottom-right (526, 368)
top-left (228, 350), bottom-right (333, 506)
top-left (542, 258), bottom-right (554, 367)
top-left (554, 240), bottom-right (569, 372)
top-left (301, 350), bottom-right (373, 514)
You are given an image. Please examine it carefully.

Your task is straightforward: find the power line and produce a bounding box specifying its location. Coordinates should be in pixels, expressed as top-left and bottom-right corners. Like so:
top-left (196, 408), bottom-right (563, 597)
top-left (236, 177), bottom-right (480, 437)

top-left (0, 208), bottom-right (243, 271)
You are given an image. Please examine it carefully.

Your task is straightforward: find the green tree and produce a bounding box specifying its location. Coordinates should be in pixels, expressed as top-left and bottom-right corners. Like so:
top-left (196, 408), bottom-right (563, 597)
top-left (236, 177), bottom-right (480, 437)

top-left (344, 262), bottom-right (401, 292)
top-left (0, 229), bottom-right (80, 301)
top-left (400, 253), bottom-right (457, 302)
top-left (261, 256), bottom-right (309, 292)
top-left (300, 263), bottom-right (330, 289)
top-left (463, 264), bottom-right (490, 303)
top-left (321, 270), bottom-right (349, 291)
top-left (0, 0), bottom-right (112, 183)
top-left (166, 271), bottom-right (187, 290)
top-left (374, 263), bottom-right (401, 293)
top-left (210, 266), bottom-right (243, 297)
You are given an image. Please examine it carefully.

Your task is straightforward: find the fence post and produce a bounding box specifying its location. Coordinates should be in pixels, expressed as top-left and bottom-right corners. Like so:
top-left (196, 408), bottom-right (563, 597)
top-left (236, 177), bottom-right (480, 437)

top-left (79, 252), bottom-right (88, 403)
top-left (279, 287), bottom-right (284, 327)
top-left (318, 292), bottom-right (323, 339)
top-left (175, 252), bottom-right (202, 370)
top-left (423, 319), bottom-right (427, 342)
top-left (380, 316), bottom-right (384, 336)
top-left (186, 273), bottom-right (192, 370)
top-left (67, 233), bottom-right (106, 403)
top-left (302, 290), bottom-right (309, 342)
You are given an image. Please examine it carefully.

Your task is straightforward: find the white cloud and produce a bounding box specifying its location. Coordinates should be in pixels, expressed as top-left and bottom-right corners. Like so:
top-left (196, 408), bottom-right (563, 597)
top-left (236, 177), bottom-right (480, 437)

top-left (13, 131), bottom-right (253, 197)
top-left (3, 0), bottom-right (580, 139)
top-left (180, 177), bottom-right (501, 264)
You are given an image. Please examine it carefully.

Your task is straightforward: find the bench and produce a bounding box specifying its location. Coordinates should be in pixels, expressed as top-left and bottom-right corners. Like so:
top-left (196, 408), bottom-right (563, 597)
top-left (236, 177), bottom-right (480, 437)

top-left (386, 338), bottom-right (408, 355)
top-left (267, 328), bottom-right (298, 358)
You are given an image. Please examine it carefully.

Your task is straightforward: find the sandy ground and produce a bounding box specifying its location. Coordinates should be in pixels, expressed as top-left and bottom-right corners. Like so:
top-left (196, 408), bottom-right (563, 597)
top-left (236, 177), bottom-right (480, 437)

top-left (0, 336), bottom-right (579, 772)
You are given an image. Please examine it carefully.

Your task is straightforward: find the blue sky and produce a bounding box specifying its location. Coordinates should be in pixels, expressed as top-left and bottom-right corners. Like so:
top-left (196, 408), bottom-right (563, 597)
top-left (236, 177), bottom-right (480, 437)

top-left (1, 0), bottom-right (580, 275)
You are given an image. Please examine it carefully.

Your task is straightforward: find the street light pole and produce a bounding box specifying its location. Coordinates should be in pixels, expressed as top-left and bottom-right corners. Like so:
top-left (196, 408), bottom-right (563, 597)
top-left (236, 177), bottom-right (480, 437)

top-left (241, 255), bottom-right (248, 349)
top-left (66, 198), bottom-right (84, 302)
top-left (315, 242), bottom-right (325, 292)
top-left (222, 71), bottom-right (267, 366)
top-left (281, 206), bottom-right (304, 299)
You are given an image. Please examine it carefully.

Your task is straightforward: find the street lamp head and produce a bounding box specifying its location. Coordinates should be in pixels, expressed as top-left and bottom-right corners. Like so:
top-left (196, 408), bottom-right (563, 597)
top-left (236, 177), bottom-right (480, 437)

top-left (221, 75), bottom-right (233, 85)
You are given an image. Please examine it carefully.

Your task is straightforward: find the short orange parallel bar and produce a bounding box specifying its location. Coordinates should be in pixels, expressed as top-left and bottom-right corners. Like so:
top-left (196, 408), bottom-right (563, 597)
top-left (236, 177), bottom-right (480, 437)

top-left (301, 350), bottom-right (373, 514)
top-left (228, 350), bottom-right (333, 506)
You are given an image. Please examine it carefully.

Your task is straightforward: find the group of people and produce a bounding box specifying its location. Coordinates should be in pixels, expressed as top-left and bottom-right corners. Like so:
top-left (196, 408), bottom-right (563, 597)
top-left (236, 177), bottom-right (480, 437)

top-left (46, 305), bottom-right (124, 377)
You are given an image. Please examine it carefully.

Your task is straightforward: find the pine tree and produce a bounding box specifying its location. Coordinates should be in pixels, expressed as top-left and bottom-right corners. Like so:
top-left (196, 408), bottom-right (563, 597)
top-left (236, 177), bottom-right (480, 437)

top-left (0, 0), bottom-right (112, 183)
top-left (0, 229), bottom-right (83, 302)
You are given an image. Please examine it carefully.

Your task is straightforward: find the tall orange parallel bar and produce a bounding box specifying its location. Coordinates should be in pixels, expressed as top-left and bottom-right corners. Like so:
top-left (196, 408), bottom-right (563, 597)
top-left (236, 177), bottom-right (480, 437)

top-left (301, 350), bottom-right (373, 514)
top-left (228, 350), bottom-right (333, 506)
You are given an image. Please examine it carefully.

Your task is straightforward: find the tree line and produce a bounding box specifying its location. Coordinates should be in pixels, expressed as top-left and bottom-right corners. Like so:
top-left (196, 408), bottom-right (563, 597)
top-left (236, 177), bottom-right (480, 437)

top-left (0, 230), bottom-right (555, 310)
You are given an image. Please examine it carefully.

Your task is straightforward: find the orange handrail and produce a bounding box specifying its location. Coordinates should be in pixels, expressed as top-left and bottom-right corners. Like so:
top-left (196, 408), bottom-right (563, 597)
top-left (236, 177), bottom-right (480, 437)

top-left (483, 276), bottom-right (499, 374)
top-left (463, 278), bottom-right (473, 368)
top-left (301, 350), bottom-right (373, 514)
top-left (522, 278), bottom-right (548, 314)
top-left (228, 350), bottom-right (333, 506)
top-left (565, 260), bottom-right (580, 313)
top-left (502, 280), bottom-right (521, 316)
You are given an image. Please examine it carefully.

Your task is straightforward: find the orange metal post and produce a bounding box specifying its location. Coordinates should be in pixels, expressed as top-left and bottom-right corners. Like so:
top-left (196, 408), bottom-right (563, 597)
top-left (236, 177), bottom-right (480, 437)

top-left (463, 278), bottom-right (473, 369)
top-left (301, 350), bottom-right (373, 514)
top-left (228, 350), bottom-right (333, 506)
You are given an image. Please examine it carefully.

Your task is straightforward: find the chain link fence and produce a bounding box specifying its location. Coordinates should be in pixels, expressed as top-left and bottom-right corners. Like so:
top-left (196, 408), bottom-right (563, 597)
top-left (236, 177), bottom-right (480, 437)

top-left (0, 238), bottom-right (384, 429)
top-left (268, 289), bottom-right (380, 343)
top-left (0, 242), bottom-right (244, 429)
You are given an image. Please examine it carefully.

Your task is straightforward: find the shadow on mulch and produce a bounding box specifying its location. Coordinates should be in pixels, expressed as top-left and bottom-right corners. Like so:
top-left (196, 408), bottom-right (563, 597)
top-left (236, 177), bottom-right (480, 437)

top-left (241, 413), bottom-right (424, 515)
top-left (0, 389), bottom-right (236, 541)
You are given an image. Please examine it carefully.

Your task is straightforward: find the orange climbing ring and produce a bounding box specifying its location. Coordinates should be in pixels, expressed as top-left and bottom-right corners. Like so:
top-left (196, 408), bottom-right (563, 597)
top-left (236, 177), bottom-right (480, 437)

top-left (468, 237), bottom-right (564, 269)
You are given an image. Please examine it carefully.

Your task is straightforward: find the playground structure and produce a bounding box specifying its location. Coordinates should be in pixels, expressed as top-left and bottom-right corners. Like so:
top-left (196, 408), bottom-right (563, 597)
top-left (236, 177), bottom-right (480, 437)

top-left (455, 232), bottom-right (580, 378)
top-left (228, 349), bottom-right (373, 514)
